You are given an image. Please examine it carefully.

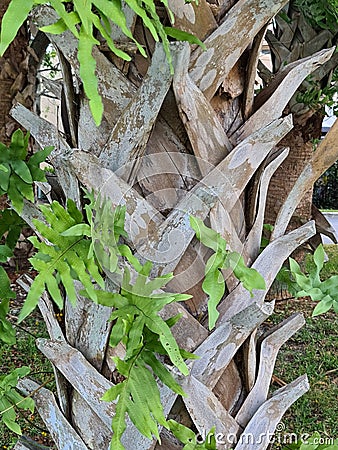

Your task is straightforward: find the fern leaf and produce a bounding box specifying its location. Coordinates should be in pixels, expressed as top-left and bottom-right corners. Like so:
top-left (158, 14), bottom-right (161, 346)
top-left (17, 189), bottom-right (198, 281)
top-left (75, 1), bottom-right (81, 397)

top-left (11, 174), bottom-right (34, 203)
top-left (18, 200), bottom-right (104, 322)
top-left (189, 216), bottom-right (220, 252)
top-left (0, 0), bottom-right (34, 56)
top-left (191, 215), bottom-right (265, 328)
top-left (7, 179), bottom-right (24, 213)
top-left (203, 265), bottom-right (225, 330)
top-left (90, 12), bottom-right (131, 61)
top-left (0, 164), bottom-right (10, 192)
top-left (124, 0), bottom-right (159, 41)
top-left (73, 0), bottom-right (92, 35)
top-left (91, 199), bottom-right (127, 273)
top-left (106, 358), bottom-right (167, 447)
top-left (0, 267), bottom-right (16, 345)
top-left (109, 317), bottom-right (127, 347)
top-left (92, 0), bottom-right (146, 57)
top-left (142, 350), bottom-right (186, 396)
top-left (110, 383), bottom-right (128, 450)
top-left (129, 362), bottom-right (166, 434)
top-left (164, 27), bottom-right (207, 50)
top-left (10, 160), bottom-right (32, 184)
top-left (227, 252), bottom-right (266, 295)
top-left (144, 314), bottom-right (189, 376)
top-left (48, 0), bottom-right (80, 37)
top-left (125, 315), bottom-right (145, 359)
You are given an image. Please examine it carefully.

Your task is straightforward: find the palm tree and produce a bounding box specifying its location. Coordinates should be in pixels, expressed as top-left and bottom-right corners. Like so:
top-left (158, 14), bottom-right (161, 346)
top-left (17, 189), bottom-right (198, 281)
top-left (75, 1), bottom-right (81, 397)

top-left (2, 1), bottom-right (338, 448)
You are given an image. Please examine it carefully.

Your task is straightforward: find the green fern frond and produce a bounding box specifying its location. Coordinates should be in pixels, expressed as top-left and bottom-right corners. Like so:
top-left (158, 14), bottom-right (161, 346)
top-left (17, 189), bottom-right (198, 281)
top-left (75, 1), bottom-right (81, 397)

top-left (18, 199), bottom-right (104, 322)
top-left (102, 352), bottom-right (168, 448)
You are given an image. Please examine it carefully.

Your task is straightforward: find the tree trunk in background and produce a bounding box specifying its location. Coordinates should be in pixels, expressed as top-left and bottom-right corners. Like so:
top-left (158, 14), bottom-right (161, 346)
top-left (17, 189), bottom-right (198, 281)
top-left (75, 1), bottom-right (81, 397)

top-left (265, 113), bottom-right (323, 229)
top-left (264, 1), bottom-right (338, 236)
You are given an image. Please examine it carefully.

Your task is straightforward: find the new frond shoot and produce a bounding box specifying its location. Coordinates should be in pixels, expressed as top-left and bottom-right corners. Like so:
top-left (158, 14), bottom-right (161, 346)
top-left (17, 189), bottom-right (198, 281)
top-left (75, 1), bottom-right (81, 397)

top-left (0, 0), bottom-right (204, 126)
top-left (190, 216), bottom-right (266, 329)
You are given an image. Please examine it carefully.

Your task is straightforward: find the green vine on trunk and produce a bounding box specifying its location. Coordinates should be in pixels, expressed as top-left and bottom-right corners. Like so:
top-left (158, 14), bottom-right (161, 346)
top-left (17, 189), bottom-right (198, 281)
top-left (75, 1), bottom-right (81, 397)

top-left (190, 216), bottom-right (266, 329)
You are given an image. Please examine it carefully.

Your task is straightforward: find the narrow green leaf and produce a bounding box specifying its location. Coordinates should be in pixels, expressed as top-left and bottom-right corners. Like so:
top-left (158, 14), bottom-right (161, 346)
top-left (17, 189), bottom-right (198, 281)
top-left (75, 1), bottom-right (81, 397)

top-left (61, 223), bottom-right (92, 237)
top-left (109, 317), bottom-right (126, 347)
top-left (90, 12), bottom-right (131, 61)
top-left (124, 0), bottom-right (159, 41)
top-left (10, 160), bottom-right (32, 184)
top-left (190, 216), bottom-right (220, 252)
top-left (2, 415), bottom-right (22, 435)
top-left (202, 268), bottom-right (225, 330)
top-left (0, 298), bottom-right (16, 345)
top-left (311, 244), bottom-right (325, 285)
top-left (110, 382), bottom-right (128, 450)
top-left (78, 25), bottom-right (103, 125)
top-left (142, 351), bottom-right (186, 396)
top-left (18, 274), bottom-right (45, 323)
top-left (118, 244), bottom-right (143, 273)
top-left (13, 176), bottom-right (34, 203)
top-left (73, 0), bottom-right (92, 34)
top-left (28, 146), bottom-right (53, 167)
top-left (49, 0), bottom-right (80, 37)
top-left (7, 180), bottom-right (24, 213)
top-left (125, 315), bottom-right (145, 359)
top-left (93, 0), bottom-right (146, 57)
top-left (0, 165), bottom-right (10, 191)
top-left (40, 11), bottom-right (80, 34)
top-left (145, 316), bottom-right (189, 376)
top-left (164, 27), bottom-right (206, 50)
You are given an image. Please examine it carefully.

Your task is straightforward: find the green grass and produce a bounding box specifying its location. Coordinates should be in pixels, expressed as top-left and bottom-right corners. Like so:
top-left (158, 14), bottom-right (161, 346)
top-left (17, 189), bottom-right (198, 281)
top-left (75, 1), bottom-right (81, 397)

top-left (0, 304), bottom-right (55, 449)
